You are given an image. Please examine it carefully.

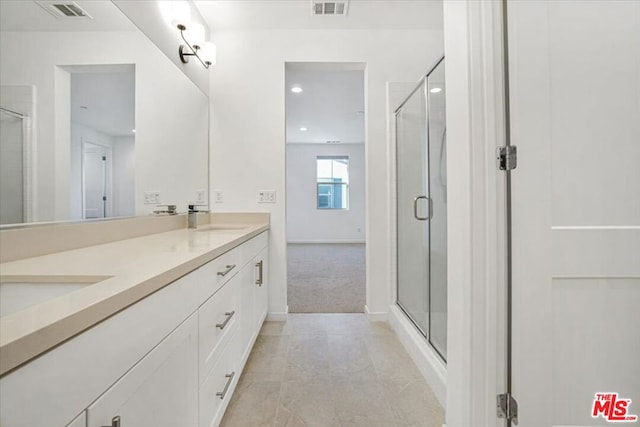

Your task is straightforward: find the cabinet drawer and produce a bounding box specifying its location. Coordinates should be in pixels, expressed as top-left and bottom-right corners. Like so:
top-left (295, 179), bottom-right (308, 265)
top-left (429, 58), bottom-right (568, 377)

top-left (199, 328), bottom-right (241, 427)
top-left (237, 232), bottom-right (268, 263)
top-left (198, 274), bottom-right (240, 380)
top-left (198, 246), bottom-right (242, 301)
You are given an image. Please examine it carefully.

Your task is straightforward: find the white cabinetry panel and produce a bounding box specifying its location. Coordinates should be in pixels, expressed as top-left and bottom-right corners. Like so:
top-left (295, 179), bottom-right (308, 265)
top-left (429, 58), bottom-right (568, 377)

top-left (87, 314), bottom-right (198, 427)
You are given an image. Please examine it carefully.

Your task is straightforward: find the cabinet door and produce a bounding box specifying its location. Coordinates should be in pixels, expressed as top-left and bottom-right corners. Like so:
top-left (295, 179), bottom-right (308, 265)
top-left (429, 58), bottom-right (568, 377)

top-left (87, 314), bottom-right (198, 427)
top-left (238, 264), bottom-right (255, 363)
top-left (253, 246), bottom-right (269, 331)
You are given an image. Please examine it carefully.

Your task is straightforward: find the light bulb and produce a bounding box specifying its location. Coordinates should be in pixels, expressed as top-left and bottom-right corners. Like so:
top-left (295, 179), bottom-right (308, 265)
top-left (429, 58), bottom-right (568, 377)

top-left (187, 22), bottom-right (205, 49)
top-left (200, 42), bottom-right (217, 66)
top-left (170, 1), bottom-right (191, 30)
top-left (291, 86), bottom-right (303, 93)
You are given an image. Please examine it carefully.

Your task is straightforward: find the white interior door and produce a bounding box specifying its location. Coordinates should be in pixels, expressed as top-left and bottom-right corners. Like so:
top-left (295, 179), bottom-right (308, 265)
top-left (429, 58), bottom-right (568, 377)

top-left (82, 141), bottom-right (110, 219)
top-left (509, 1), bottom-right (640, 426)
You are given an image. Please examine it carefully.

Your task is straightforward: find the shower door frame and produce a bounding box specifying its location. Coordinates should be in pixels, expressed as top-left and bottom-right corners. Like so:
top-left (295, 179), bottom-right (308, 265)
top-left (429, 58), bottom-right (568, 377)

top-left (394, 56), bottom-right (447, 363)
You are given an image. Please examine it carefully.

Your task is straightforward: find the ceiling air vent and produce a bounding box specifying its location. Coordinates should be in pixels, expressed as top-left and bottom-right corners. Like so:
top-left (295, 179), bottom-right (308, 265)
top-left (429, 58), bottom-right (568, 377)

top-left (325, 140), bottom-right (341, 144)
top-left (312, 1), bottom-right (349, 16)
top-left (36, 1), bottom-right (93, 19)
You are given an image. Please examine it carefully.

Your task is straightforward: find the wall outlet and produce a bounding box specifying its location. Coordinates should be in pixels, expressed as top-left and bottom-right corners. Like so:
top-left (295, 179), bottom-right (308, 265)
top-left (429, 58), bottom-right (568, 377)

top-left (144, 191), bottom-right (161, 204)
top-left (196, 189), bottom-right (206, 204)
top-left (257, 190), bottom-right (276, 203)
top-left (213, 190), bottom-right (223, 204)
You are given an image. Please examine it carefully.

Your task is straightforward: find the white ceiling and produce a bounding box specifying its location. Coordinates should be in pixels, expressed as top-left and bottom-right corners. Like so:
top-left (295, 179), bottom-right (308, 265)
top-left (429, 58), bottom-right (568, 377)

top-left (0, 1), bottom-right (135, 32)
top-left (194, 0), bottom-right (443, 31)
top-left (70, 66), bottom-right (135, 137)
top-left (286, 63), bottom-right (364, 144)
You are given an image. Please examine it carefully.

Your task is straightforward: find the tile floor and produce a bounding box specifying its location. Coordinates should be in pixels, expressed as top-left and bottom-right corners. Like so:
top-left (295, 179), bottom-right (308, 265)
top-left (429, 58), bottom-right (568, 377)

top-left (220, 314), bottom-right (444, 427)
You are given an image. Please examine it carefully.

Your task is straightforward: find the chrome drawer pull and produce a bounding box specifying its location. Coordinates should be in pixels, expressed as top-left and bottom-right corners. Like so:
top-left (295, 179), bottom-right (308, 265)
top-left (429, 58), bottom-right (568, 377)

top-left (216, 311), bottom-right (235, 330)
top-left (102, 416), bottom-right (121, 427)
top-left (255, 260), bottom-right (264, 286)
top-left (216, 371), bottom-right (236, 400)
top-left (217, 264), bottom-right (236, 277)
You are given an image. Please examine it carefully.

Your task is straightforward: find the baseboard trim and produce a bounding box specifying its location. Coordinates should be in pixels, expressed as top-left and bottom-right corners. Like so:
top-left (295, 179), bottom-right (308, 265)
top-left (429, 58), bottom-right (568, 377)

top-left (266, 305), bottom-right (289, 322)
top-left (364, 305), bottom-right (388, 321)
top-left (286, 240), bottom-right (366, 244)
top-left (388, 305), bottom-right (447, 407)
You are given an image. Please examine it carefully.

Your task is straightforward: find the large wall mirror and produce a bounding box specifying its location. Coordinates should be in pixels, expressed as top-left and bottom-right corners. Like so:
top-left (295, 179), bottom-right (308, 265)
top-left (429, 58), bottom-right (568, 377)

top-left (0, 0), bottom-right (208, 226)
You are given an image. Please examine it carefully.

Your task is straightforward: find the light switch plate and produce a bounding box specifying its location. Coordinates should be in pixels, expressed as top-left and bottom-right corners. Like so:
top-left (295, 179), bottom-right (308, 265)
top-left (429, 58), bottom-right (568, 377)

top-left (257, 190), bottom-right (276, 203)
top-left (144, 191), bottom-right (161, 204)
top-left (196, 189), bottom-right (206, 204)
top-left (213, 190), bottom-right (223, 203)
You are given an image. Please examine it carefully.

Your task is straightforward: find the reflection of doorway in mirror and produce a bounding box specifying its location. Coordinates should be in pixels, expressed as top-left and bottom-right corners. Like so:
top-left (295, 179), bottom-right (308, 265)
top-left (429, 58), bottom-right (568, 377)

top-left (82, 141), bottom-right (111, 219)
top-left (68, 66), bottom-right (135, 220)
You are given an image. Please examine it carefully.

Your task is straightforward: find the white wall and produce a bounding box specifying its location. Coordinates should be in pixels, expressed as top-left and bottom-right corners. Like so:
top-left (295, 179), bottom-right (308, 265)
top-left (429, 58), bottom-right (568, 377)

top-left (0, 31), bottom-right (208, 221)
top-left (209, 28), bottom-right (443, 318)
top-left (286, 143), bottom-right (365, 243)
top-left (112, 136), bottom-right (135, 218)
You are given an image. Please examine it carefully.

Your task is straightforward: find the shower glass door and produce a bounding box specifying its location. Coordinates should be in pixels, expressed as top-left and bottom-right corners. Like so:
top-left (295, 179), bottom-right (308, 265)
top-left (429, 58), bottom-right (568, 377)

top-left (396, 57), bottom-right (447, 361)
top-left (396, 77), bottom-right (430, 337)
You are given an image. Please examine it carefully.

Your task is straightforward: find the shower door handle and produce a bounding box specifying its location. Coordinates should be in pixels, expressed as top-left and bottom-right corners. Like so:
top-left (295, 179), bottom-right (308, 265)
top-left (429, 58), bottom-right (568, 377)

top-left (413, 196), bottom-right (432, 221)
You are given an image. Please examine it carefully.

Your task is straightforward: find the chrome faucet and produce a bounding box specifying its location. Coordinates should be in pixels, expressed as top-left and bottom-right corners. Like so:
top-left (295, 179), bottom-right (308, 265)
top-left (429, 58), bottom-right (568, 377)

top-left (153, 205), bottom-right (177, 215)
top-left (188, 204), bottom-right (209, 229)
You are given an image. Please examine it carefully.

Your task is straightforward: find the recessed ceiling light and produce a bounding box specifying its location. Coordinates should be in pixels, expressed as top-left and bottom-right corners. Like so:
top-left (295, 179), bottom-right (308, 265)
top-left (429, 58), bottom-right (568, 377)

top-left (132, 129), bottom-right (136, 133)
top-left (291, 86), bottom-right (303, 93)
top-left (430, 87), bottom-right (442, 93)
top-left (299, 127), bottom-right (308, 132)
top-left (80, 105), bottom-right (88, 109)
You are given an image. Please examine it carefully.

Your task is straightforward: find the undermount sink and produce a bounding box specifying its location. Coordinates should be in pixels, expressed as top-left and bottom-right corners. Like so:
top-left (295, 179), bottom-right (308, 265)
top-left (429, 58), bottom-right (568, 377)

top-left (195, 224), bottom-right (247, 232)
top-left (0, 275), bottom-right (112, 318)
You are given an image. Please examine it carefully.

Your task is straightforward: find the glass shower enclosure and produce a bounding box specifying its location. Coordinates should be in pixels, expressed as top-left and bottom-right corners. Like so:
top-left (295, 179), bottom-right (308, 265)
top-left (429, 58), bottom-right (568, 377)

top-left (395, 57), bottom-right (447, 361)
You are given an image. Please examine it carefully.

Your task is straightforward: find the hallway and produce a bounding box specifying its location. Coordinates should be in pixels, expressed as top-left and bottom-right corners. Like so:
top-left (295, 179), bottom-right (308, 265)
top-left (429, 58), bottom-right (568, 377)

top-left (220, 314), bottom-right (444, 426)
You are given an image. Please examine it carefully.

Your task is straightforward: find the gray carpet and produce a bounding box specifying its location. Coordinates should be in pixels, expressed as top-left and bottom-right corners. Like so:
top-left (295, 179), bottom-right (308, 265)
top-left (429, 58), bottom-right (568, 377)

top-left (287, 243), bottom-right (366, 313)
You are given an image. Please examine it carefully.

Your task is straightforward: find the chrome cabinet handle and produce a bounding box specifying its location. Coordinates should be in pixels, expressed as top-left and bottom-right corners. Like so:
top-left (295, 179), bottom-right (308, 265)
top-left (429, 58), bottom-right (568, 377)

top-left (216, 371), bottom-right (235, 400)
top-left (102, 416), bottom-right (121, 427)
top-left (255, 260), bottom-right (263, 286)
top-left (217, 264), bottom-right (236, 277)
top-left (216, 311), bottom-right (235, 329)
top-left (413, 196), bottom-right (432, 221)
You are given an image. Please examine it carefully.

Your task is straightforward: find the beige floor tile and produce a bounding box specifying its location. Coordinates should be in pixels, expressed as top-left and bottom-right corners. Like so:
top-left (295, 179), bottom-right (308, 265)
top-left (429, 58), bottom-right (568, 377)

top-left (332, 377), bottom-right (397, 427)
top-left (244, 335), bottom-right (290, 375)
top-left (325, 314), bottom-right (374, 335)
top-left (327, 334), bottom-right (377, 380)
top-left (381, 379), bottom-right (445, 427)
top-left (220, 377), bottom-right (281, 427)
top-left (289, 313), bottom-right (329, 335)
top-left (365, 334), bottom-right (423, 381)
top-left (260, 321), bottom-right (292, 336)
top-left (275, 379), bottom-right (341, 427)
top-left (284, 334), bottom-right (331, 381)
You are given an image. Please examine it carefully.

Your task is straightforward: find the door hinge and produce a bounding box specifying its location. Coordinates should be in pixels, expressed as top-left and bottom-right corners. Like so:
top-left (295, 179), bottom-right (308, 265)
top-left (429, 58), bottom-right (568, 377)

top-left (102, 155), bottom-right (107, 161)
top-left (497, 393), bottom-right (519, 425)
top-left (497, 146), bottom-right (517, 171)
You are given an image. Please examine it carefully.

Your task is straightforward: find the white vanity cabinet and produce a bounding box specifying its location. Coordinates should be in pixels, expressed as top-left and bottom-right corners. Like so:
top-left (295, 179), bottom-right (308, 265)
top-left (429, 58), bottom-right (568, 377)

top-left (87, 313), bottom-right (199, 427)
top-left (0, 230), bottom-right (269, 427)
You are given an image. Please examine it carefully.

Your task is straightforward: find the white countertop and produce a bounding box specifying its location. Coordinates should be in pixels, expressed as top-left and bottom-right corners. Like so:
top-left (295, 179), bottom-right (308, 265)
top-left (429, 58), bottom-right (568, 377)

top-left (0, 219), bottom-right (269, 376)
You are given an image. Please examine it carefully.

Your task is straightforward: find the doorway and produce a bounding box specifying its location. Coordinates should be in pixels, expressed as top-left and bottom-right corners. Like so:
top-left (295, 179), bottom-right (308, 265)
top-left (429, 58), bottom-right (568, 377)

top-left (285, 62), bottom-right (366, 313)
top-left (82, 140), bottom-right (111, 219)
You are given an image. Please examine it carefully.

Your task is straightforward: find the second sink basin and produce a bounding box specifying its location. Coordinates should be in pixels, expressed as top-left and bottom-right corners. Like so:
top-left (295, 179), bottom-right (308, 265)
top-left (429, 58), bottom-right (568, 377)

top-left (0, 275), bottom-right (112, 318)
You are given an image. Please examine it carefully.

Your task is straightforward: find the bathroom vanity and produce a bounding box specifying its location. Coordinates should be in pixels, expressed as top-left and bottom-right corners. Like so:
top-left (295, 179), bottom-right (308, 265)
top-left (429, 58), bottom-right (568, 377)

top-left (0, 213), bottom-right (270, 427)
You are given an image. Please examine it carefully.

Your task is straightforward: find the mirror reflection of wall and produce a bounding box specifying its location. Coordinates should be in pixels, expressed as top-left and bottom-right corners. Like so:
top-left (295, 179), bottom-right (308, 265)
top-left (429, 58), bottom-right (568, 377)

top-left (0, 0), bottom-right (209, 226)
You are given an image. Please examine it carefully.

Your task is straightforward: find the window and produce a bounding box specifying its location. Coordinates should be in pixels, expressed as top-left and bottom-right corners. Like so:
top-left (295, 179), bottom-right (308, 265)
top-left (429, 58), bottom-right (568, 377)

top-left (317, 156), bottom-right (349, 209)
